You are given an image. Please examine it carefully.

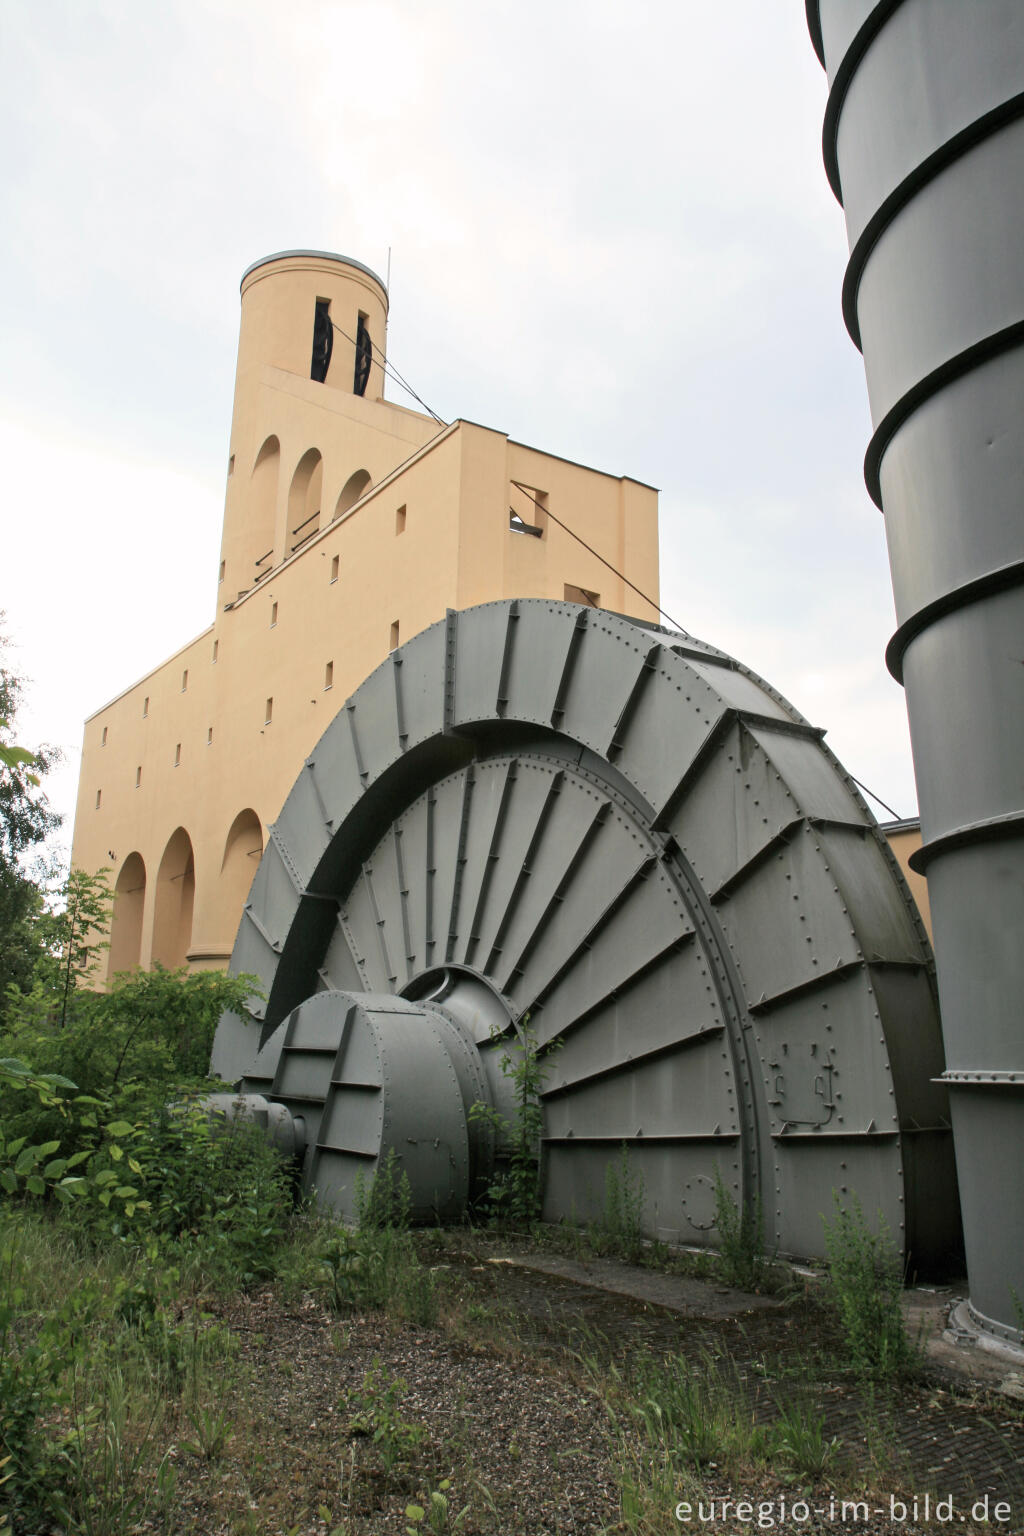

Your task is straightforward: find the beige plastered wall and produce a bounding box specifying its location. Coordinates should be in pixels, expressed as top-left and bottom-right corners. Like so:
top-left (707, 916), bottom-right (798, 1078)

top-left (883, 822), bottom-right (933, 939)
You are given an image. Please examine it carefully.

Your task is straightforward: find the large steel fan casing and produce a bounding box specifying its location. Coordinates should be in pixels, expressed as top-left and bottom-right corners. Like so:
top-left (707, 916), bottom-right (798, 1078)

top-left (211, 600), bottom-right (959, 1267)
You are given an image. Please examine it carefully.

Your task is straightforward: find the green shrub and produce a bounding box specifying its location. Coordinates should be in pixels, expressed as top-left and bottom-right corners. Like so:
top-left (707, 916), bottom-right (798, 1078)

top-left (468, 1015), bottom-right (557, 1227)
top-left (595, 1144), bottom-right (646, 1262)
top-left (0, 641), bottom-right (65, 1030)
top-left (822, 1194), bottom-right (917, 1380)
top-left (2, 969), bottom-right (288, 1289)
top-left (356, 1147), bottom-right (412, 1232)
top-left (713, 1169), bottom-right (765, 1292)
top-left (102, 1098), bottom-right (293, 1285)
top-left (1, 967), bottom-right (260, 1151)
top-left (1010, 1286), bottom-right (1024, 1344)
top-left (0, 1247), bottom-right (67, 1519)
top-left (316, 1148), bottom-right (437, 1324)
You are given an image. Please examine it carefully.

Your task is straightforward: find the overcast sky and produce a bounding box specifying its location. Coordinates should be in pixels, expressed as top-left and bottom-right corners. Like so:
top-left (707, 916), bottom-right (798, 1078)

top-left (0, 0), bottom-right (917, 859)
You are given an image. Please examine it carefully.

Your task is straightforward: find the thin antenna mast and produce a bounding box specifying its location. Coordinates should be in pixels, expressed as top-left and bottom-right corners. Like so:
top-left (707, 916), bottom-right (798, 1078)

top-left (383, 246), bottom-right (392, 399)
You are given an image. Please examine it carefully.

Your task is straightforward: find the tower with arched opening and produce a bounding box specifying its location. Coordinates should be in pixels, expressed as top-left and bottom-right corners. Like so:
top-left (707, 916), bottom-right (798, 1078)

top-left (71, 251), bottom-right (662, 972)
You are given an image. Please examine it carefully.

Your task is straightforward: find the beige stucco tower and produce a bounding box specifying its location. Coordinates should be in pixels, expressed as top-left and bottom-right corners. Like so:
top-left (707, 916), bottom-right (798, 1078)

top-left (71, 251), bottom-right (662, 977)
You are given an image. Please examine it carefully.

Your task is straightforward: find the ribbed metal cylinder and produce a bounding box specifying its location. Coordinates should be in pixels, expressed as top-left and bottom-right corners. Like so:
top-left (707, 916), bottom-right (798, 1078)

top-left (807, 0), bottom-right (1024, 1341)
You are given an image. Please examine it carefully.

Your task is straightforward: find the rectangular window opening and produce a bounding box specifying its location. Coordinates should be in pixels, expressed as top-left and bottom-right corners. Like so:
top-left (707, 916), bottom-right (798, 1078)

top-left (95, 789), bottom-right (102, 810)
top-left (330, 554), bottom-right (340, 583)
top-left (135, 766), bottom-right (142, 789)
top-left (174, 743), bottom-right (181, 767)
top-left (142, 696), bottom-right (149, 718)
top-left (181, 669), bottom-right (189, 692)
top-left (265, 697), bottom-right (273, 726)
top-left (101, 726), bottom-right (108, 747)
top-left (212, 639), bottom-right (219, 663)
top-left (389, 620), bottom-right (400, 652)
top-left (270, 600), bottom-right (278, 627)
top-left (354, 311), bottom-right (371, 396)
top-left (564, 583), bottom-right (601, 608)
top-left (207, 726), bottom-right (213, 746)
top-left (509, 483), bottom-right (547, 537)
top-left (228, 454), bottom-right (235, 476)
top-left (219, 560), bottom-right (225, 584)
top-left (324, 660), bottom-right (334, 690)
top-left (395, 504), bottom-right (407, 535)
top-left (311, 298), bottom-right (332, 382)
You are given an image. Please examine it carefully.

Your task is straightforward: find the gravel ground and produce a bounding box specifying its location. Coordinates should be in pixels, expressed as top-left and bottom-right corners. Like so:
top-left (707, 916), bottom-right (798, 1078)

top-left (141, 1251), bottom-right (1024, 1536)
top-left (13, 1240), bottom-right (1019, 1536)
top-left (5, 1252), bottom-right (626, 1536)
top-left (163, 1286), bottom-right (622, 1535)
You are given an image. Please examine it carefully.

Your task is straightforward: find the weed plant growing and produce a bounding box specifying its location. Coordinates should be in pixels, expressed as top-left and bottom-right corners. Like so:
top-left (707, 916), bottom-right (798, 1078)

top-left (405, 1477), bottom-right (471, 1535)
top-left (0, 999), bottom-right (291, 1530)
top-left (634, 1349), bottom-right (775, 1469)
top-left (45, 1365), bottom-right (169, 1536)
top-left (468, 1014), bottom-right (558, 1227)
top-left (355, 1146), bottom-right (412, 1232)
top-left (318, 1151), bottom-right (439, 1327)
top-left (346, 1361), bottom-right (426, 1483)
top-left (0, 1212), bottom-right (244, 1533)
top-left (770, 1396), bottom-right (841, 1479)
top-left (823, 1194), bottom-right (919, 1380)
top-left (1011, 1286), bottom-right (1024, 1346)
top-left (713, 1168), bottom-right (766, 1292)
top-left (596, 1144), bottom-right (646, 1262)
top-left (586, 1334), bottom-right (852, 1529)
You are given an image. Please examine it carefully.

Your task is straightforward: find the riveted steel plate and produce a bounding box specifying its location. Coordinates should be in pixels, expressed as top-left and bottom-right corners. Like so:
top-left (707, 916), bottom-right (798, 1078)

top-left (216, 601), bottom-right (957, 1265)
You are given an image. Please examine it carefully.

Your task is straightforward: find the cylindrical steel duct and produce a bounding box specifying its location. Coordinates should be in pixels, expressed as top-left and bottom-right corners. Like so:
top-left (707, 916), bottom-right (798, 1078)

top-left (806, 1), bottom-right (1024, 1342)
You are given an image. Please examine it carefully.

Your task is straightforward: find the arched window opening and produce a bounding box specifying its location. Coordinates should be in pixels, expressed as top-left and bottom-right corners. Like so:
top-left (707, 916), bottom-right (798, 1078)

top-left (107, 853), bottom-right (146, 980)
top-left (288, 448), bottom-right (323, 552)
top-left (333, 468), bottom-right (372, 521)
top-left (220, 810), bottom-right (263, 938)
top-left (151, 828), bottom-right (196, 970)
top-left (251, 435), bottom-right (280, 581)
